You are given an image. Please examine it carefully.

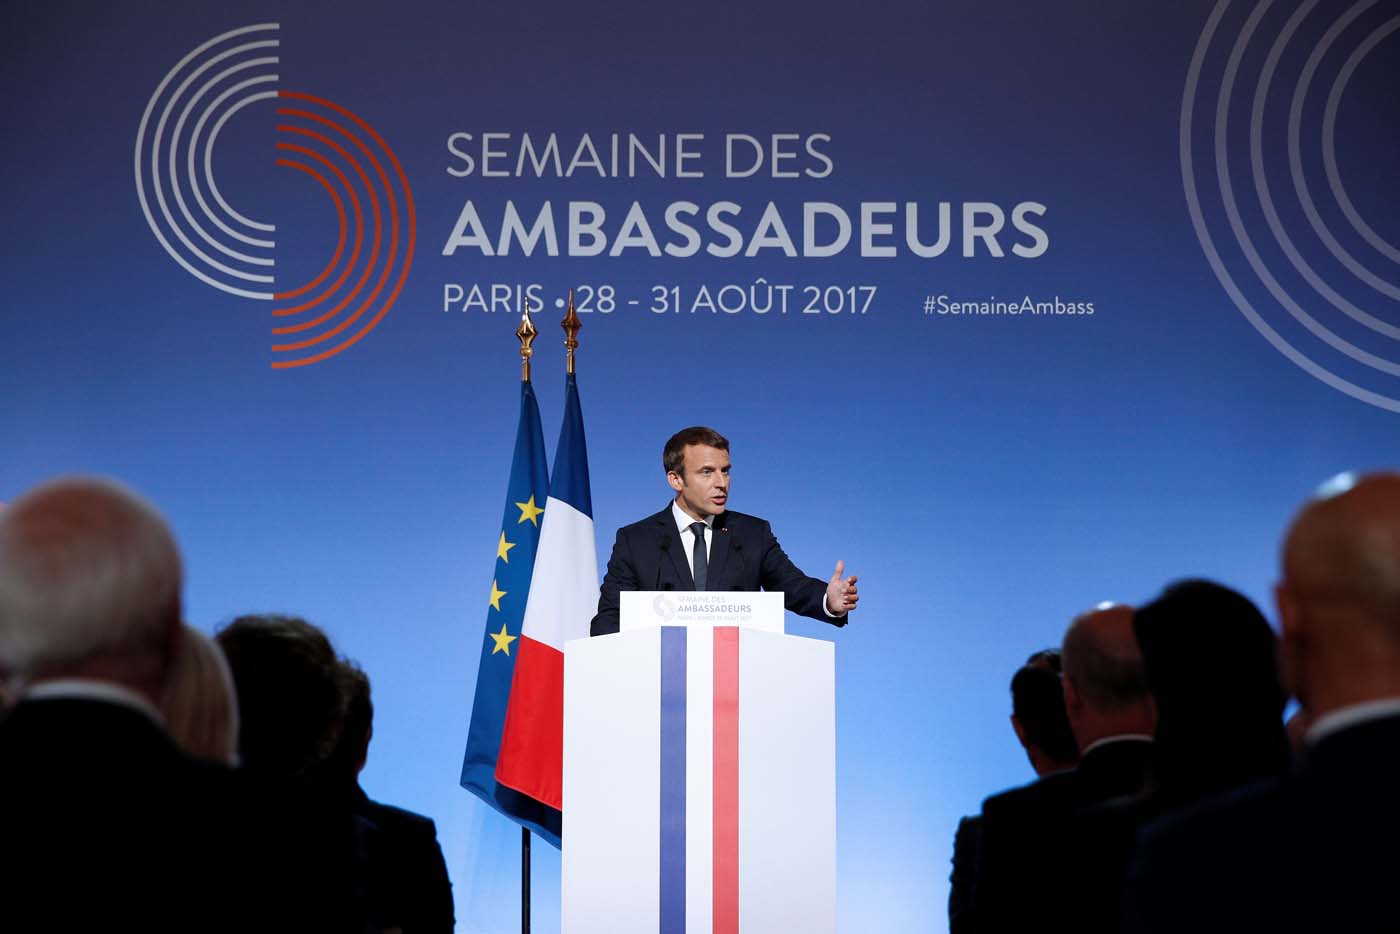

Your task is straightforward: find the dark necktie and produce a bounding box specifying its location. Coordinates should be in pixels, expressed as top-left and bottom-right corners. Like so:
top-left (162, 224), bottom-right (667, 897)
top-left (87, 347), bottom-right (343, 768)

top-left (690, 521), bottom-right (708, 590)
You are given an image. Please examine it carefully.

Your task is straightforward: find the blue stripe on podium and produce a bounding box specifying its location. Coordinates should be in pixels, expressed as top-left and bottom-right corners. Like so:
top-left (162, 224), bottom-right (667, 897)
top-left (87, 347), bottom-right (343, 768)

top-left (660, 626), bottom-right (687, 933)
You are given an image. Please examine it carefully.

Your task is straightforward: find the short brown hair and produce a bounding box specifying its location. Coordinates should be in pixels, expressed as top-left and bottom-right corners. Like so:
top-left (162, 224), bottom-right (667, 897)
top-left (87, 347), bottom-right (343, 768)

top-left (663, 426), bottom-right (730, 476)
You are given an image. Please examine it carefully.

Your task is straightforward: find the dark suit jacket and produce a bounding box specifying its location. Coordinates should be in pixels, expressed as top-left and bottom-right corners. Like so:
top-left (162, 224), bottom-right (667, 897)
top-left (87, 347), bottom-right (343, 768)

top-left (974, 738), bottom-right (1154, 934)
top-left (590, 506), bottom-right (844, 636)
top-left (1125, 714), bottom-right (1400, 934)
top-left (0, 696), bottom-right (373, 932)
top-left (0, 697), bottom-right (279, 932)
top-left (351, 784), bottom-right (456, 934)
top-left (948, 814), bottom-right (983, 934)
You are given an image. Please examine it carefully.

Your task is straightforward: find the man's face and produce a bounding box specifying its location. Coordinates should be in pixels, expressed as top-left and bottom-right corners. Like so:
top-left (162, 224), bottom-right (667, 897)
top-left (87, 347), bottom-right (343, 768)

top-left (668, 444), bottom-right (730, 520)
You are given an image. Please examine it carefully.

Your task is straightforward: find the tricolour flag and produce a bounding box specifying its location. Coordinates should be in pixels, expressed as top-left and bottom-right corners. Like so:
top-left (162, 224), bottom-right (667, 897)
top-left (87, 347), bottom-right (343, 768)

top-left (460, 379), bottom-right (562, 844)
top-left (495, 371), bottom-right (597, 819)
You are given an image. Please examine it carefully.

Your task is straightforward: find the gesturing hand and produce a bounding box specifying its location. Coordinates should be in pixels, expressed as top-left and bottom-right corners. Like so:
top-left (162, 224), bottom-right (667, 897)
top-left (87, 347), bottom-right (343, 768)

top-left (825, 560), bottom-right (859, 616)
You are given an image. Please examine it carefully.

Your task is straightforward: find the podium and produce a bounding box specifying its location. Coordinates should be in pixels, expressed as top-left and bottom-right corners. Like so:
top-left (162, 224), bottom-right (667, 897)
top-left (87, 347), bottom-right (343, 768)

top-left (562, 592), bottom-right (836, 934)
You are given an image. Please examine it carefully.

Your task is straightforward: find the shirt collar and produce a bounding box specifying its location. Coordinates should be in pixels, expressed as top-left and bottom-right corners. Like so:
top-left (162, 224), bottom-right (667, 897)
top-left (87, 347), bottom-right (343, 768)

top-left (22, 678), bottom-right (167, 728)
top-left (1305, 697), bottom-right (1400, 745)
top-left (672, 501), bottom-right (714, 536)
top-left (1080, 733), bottom-right (1154, 757)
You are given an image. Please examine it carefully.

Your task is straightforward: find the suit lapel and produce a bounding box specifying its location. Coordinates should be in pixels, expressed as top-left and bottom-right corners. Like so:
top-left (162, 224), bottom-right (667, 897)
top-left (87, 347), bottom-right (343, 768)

top-left (655, 508), bottom-right (695, 589)
top-left (707, 515), bottom-right (733, 591)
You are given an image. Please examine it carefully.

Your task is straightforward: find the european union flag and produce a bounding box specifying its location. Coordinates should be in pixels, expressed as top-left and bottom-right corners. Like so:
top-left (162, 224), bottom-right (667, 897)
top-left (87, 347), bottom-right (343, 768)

top-left (460, 379), bottom-right (562, 843)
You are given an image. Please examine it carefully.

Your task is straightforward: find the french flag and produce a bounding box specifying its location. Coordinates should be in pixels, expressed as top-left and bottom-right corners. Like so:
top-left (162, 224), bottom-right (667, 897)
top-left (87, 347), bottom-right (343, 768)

top-left (495, 371), bottom-right (596, 811)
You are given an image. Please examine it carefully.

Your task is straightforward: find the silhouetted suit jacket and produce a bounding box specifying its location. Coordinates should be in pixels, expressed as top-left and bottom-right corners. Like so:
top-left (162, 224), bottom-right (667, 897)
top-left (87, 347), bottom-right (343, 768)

top-left (975, 738), bottom-right (1154, 934)
top-left (590, 506), bottom-right (843, 636)
top-left (0, 698), bottom-right (273, 932)
top-left (1125, 715), bottom-right (1400, 934)
top-left (352, 784), bottom-right (456, 934)
top-left (948, 814), bottom-right (983, 934)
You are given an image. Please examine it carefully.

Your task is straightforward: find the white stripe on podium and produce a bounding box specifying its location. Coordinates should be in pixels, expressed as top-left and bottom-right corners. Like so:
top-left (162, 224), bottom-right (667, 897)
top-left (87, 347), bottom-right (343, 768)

top-left (738, 630), bottom-right (837, 934)
top-left (685, 625), bottom-right (715, 932)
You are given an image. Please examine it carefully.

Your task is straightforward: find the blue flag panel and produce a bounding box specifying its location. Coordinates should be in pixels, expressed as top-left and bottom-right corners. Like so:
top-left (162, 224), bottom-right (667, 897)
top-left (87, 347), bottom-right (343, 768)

top-left (549, 373), bottom-right (593, 519)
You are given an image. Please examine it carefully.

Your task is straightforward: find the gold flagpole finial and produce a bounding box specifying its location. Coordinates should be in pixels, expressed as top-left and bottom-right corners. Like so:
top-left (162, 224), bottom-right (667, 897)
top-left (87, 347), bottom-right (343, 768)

top-left (562, 288), bottom-right (581, 376)
top-left (516, 297), bottom-right (538, 382)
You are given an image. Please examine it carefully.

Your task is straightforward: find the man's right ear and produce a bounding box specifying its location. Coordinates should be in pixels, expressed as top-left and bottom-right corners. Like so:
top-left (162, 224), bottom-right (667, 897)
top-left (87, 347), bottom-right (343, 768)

top-left (1010, 714), bottom-right (1029, 750)
top-left (1062, 675), bottom-right (1082, 715)
top-left (666, 470), bottom-right (684, 493)
top-left (1275, 582), bottom-right (1301, 638)
top-left (1275, 582), bottom-right (1304, 700)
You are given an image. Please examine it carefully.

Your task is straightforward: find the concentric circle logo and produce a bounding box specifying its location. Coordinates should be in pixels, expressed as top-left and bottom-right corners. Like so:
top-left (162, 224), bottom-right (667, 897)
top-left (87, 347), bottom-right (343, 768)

top-left (134, 23), bottom-right (415, 368)
top-left (1182, 0), bottom-right (1400, 412)
top-left (653, 593), bottom-right (677, 621)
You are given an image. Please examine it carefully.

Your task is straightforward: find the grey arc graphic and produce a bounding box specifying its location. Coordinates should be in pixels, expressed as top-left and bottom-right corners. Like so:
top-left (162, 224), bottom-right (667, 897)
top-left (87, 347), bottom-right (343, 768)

top-left (1181, 0), bottom-right (1400, 413)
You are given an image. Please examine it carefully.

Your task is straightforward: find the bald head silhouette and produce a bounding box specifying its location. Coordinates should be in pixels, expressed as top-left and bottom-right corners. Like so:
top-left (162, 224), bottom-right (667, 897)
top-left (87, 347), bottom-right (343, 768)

top-left (1061, 604), bottom-right (1154, 749)
top-left (1279, 472), bottom-right (1400, 718)
top-left (0, 477), bottom-right (183, 703)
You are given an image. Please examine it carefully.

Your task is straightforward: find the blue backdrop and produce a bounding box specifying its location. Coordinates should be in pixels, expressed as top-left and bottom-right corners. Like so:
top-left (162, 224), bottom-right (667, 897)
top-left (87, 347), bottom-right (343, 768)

top-left (4, 1), bottom-right (1398, 930)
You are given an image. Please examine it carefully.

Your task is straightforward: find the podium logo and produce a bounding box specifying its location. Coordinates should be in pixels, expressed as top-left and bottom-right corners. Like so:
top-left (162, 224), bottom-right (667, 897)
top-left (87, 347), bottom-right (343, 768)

top-left (653, 593), bottom-right (678, 621)
top-left (134, 24), bottom-right (416, 368)
top-left (1183, 2), bottom-right (1400, 413)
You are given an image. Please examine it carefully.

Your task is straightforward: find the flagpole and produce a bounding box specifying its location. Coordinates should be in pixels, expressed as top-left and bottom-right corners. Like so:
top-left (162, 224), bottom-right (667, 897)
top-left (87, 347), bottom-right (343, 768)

top-left (516, 299), bottom-right (538, 934)
top-left (508, 288), bottom-right (578, 934)
top-left (521, 826), bottom-right (532, 934)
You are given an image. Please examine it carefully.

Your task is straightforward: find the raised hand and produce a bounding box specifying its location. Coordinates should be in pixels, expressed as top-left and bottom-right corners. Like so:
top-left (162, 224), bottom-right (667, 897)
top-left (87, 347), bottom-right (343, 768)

top-left (825, 560), bottom-right (859, 616)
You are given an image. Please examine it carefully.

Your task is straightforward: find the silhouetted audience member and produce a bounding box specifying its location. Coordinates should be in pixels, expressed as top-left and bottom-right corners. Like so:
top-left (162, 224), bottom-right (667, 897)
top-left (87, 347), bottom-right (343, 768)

top-left (1133, 578), bottom-right (1290, 813)
top-left (215, 613), bottom-right (369, 930)
top-left (161, 623), bottom-right (240, 765)
top-left (1126, 473), bottom-right (1400, 933)
top-left (949, 649), bottom-right (1078, 933)
top-left (974, 605), bottom-right (1155, 933)
top-left (329, 661), bottom-right (456, 934)
top-left (216, 613), bottom-right (346, 780)
top-left (1009, 649), bottom-right (1080, 776)
top-left (0, 477), bottom-right (265, 931)
top-left (947, 814), bottom-right (983, 934)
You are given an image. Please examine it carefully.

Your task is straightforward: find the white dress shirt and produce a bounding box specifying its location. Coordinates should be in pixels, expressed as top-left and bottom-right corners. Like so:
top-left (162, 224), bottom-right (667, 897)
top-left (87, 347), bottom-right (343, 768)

top-left (672, 500), bottom-right (713, 581)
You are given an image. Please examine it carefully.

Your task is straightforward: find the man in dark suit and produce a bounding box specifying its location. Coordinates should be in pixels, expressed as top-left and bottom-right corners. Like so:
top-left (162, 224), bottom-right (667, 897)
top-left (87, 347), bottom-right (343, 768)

top-left (332, 661), bottom-right (456, 934)
top-left (949, 649), bottom-right (1079, 933)
top-left (216, 613), bottom-right (378, 931)
top-left (974, 604), bottom-right (1155, 934)
top-left (590, 426), bottom-right (858, 636)
top-left (0, 478), bottom-right (273, 931)
top-left (1125, 473), bottom-right (1400, 934)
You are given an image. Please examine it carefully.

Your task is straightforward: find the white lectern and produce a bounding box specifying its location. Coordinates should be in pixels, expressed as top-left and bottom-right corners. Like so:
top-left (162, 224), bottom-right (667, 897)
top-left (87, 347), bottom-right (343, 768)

top-left (562, 592), bottom-right (836, 934)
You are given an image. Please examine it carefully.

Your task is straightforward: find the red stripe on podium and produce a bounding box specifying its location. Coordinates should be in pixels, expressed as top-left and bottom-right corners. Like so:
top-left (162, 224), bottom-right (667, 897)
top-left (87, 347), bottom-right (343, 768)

top-left (713, 627), bottom-right (740, 934)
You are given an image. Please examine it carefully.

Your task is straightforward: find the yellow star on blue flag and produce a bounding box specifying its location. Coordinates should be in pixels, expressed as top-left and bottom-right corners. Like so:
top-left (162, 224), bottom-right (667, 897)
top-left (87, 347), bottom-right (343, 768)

top-left (489, 622), bottom-right (517, 655)
top-left (515, 495), bottom-right (544, 526)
